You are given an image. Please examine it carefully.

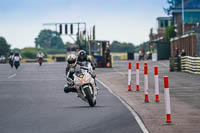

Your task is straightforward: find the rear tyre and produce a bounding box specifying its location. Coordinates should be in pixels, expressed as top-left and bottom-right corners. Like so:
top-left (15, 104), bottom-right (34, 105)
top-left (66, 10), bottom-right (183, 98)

top-left (84, 87), bottom-right (96, 107)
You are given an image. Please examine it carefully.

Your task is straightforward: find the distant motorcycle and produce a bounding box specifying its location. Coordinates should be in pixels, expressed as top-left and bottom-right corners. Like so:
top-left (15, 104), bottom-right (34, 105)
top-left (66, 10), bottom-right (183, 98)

top-left (72, 66), bottom-right (98, 107)
top-left (9, 58), bottom-right (13, 68)
top-left (13, 56), bottom-right (20, 69)
top-left (38, 57), bottom-right (43, 66)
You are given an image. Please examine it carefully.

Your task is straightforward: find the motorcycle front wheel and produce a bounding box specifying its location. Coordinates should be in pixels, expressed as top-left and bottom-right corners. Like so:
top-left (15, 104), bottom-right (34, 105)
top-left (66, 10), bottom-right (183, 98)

top-left (84, 87), bottom-right (96, 107)
top-left (15, 65), bottom-right (18, 69)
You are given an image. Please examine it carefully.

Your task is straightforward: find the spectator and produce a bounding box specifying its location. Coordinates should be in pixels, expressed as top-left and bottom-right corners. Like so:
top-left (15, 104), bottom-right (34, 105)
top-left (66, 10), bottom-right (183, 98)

top-left (180, 49), bottom-right (186, 56)
top-left (175, 47), bottom-right (179, 57)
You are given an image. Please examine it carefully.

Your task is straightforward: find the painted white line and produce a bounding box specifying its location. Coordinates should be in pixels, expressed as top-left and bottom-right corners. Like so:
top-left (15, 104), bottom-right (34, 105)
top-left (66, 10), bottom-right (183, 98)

top-left (97, 79), bottom-right (149, 133)
top-left (8, 74), bottom-right (16, 79)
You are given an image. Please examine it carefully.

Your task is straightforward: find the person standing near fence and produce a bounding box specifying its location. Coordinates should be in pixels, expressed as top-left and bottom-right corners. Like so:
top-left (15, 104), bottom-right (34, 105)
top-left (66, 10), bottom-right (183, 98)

top-left (180, 49), bottom-right (186, 56)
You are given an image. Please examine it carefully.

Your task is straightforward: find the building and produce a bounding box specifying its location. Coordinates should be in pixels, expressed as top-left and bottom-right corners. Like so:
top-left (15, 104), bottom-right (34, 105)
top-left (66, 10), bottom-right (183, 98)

top-left (148, 17), bottom-right (172, 60)
top-left (172, 0), bottom-right (200, 36)
top-left (170, 0), bottom-right (200, 57)
top-left (157, 17), bottom-right (173, 36)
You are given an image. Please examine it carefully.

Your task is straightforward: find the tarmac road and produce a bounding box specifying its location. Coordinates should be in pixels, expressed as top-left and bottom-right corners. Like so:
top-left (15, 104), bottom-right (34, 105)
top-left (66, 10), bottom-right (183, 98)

top-left (0, 63), bottom-right (143, 133)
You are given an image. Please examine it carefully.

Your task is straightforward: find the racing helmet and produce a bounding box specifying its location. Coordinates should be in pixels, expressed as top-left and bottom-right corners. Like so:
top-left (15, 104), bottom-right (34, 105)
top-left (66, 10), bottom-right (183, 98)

top-left (67, 54), bottom-right (77, 67)
top-left (78, 50), bottom-right (87, 61)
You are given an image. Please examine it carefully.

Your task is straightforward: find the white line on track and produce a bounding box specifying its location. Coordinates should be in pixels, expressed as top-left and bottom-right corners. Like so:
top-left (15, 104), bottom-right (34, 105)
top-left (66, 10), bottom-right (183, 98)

top-left (8, 74), bottom-right (16, 79)
top-left (97, 79), bottom-right (149, 133)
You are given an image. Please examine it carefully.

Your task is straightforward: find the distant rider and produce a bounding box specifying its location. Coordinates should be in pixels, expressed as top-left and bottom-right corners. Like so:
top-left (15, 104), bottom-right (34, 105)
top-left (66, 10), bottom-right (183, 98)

top-left (13, 53), bottom-right (22, 65)
top-left (8, 52), bottom-right (14, 67)
top-left (37, 51), bottom-right (44, 58)
top-left (37, 51), bottom-right (44, 65)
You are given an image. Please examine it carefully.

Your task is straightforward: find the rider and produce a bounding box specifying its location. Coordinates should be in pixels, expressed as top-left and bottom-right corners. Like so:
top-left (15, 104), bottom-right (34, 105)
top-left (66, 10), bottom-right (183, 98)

top-left (77, 50), bottom-right (98, 90)
top-left (37, 51), bottom-right (44, 64)
top-left (13, 53), bottom-right (22, 64)
top-left (37, 51), bottom-right (44, 58)
top-left (64, 54), bottom-right (78, 93)
top-left (77, 50), bottom-right (95, 70)
top-left (8, 52), bottom-right (14, 67)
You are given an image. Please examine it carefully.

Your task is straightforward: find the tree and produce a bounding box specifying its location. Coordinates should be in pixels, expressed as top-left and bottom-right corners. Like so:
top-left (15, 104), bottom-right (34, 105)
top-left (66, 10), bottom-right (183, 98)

top-left (0, 36), bottom-right (10, 56)
top-left (20, 47), bottom-right (47, 59)
top-left (165, 26), bottom-right (176, 41)
top-left (135, 42), bottom-right (149, 52)
top-left (110, 41), bottom-right (135, 52)
top-left (35, 29), bottom-right (65, 49)
top-left (12, 48), bottom-right (20, 53)
top-left (164, 0), bottom-right (182, 15)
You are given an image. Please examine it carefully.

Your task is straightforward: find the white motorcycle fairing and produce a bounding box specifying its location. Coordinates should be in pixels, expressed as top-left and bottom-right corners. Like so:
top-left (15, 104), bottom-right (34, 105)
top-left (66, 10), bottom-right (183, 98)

top-left (73, 68), bottom-right (97, 107)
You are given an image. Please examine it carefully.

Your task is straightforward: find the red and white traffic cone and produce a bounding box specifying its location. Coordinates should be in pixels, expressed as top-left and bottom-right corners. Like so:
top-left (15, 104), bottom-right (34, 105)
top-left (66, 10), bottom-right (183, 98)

top-left (144, 62), bottom-right (149, 102)
top-left (136, 62), bottom-right (140, 91)
top-left (128, 62), bottom-right (132, 91)
top-left (164, 76), bottom-right (172, 123)
top-left (154, 66), bottom-right (160, 102)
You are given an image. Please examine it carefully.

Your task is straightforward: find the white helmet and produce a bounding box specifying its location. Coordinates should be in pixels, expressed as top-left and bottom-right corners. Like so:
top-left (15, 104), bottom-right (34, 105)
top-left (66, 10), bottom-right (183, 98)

top-left (67, 54), bottom-right (77, 67)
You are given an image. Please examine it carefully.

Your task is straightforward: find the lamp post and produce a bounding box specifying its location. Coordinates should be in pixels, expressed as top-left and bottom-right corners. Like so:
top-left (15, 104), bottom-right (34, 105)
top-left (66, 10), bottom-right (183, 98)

top-left (182, 0), bottom-right (185, 34)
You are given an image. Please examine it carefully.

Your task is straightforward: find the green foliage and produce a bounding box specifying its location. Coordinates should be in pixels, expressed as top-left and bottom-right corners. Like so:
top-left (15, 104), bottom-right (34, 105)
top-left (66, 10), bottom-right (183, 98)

top-left (110, 41), bottom-right (135, 52)
top-left (35, 29), bottom-right (65, 49)
top-left (12, 48), bottom-right (20, 53)
top-left (0, 36), bottom-right (10, 56)
top-left (20, 47), bottom-right (37, 59)
top-left (45, 49), bottom-right (66, 54)
top-left (165, 0), bottom-right (182, 14)
top-left (37, 48), bottom-right (48, 58)
top-left (135, 42), bottom-right (149, 52)
top-left (66, 42), bottom-right (74, 47)
top-left (20, 47), bottom-right (48, 59)
top-left (165, 26), bottom-right (176, 41)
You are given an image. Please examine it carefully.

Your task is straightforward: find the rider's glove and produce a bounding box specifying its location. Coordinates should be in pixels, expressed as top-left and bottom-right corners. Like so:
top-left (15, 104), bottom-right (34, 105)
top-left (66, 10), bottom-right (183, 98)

top-left (66, 78), bottom-right (74, 86)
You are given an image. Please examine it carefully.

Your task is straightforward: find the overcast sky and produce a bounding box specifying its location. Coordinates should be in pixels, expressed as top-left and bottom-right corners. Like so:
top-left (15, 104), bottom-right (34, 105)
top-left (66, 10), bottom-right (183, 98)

top-left (0, 0), bottom-right (169, 48)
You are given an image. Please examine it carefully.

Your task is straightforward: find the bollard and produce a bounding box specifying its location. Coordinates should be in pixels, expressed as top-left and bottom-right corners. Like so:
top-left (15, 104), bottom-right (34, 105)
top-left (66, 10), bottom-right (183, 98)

top-left (128, 62), bottom-right (132, 91)
top-left (144, 62), bottom-right (149, 102)
top-left (164, 76), bottom-right (172, 123)
top-left (136, 62), bottom-right (140, 91)
top-left (154, 66), bottom-right (160, 102)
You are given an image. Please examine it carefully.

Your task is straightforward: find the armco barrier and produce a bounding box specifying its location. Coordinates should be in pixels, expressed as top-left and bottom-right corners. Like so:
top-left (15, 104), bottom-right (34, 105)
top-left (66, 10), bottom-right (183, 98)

top-left (181, 56), bottom-right (200, 74)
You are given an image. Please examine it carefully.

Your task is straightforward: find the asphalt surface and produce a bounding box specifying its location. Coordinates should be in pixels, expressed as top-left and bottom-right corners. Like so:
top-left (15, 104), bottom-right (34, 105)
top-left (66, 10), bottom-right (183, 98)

top-left (0, 63), bottom-right (143, 133)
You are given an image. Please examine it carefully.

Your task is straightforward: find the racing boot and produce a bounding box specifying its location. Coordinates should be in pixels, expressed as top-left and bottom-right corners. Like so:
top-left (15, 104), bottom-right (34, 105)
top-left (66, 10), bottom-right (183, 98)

top-left (64, 84), bottom-right (77, 93)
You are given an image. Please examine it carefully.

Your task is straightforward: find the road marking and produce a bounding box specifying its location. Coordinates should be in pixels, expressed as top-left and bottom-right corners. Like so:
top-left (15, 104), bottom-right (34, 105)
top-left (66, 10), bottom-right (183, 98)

top-left (8, 74), bottom-right (16, 79)
top-left (97, 79), bottom-right (149, 133)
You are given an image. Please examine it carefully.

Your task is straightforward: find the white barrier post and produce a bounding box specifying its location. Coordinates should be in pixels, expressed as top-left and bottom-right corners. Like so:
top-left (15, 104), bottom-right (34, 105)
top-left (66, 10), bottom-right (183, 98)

top-left (164, 76), bottom-right (172, 123)
top-left (154, 66), bottom-right (160, 102)
top-left (144, 62), bottom-right (149, 103)
top-left (128, 62), bottom-right (132, 91)
top-left (136, 62), bottom-right (140, 91)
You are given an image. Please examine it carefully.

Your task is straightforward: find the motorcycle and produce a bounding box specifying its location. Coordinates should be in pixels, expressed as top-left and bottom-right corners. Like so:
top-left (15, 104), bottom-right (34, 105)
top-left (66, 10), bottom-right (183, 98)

top-left (72, 65), bottom-right (98, 107)
top-left (13, 56), bottom-right (20, 69)
top-left (9, 58), bottom-right (13, 68)
top-left (38, 57), bottom-right (43, 66)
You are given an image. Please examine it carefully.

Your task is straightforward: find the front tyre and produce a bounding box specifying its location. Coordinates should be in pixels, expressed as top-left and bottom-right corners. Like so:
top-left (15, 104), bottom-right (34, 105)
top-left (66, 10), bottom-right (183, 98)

top-left (84, 87), bottom-right (96, 107)
top-left (15, 65), bottom-right (18, 69)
